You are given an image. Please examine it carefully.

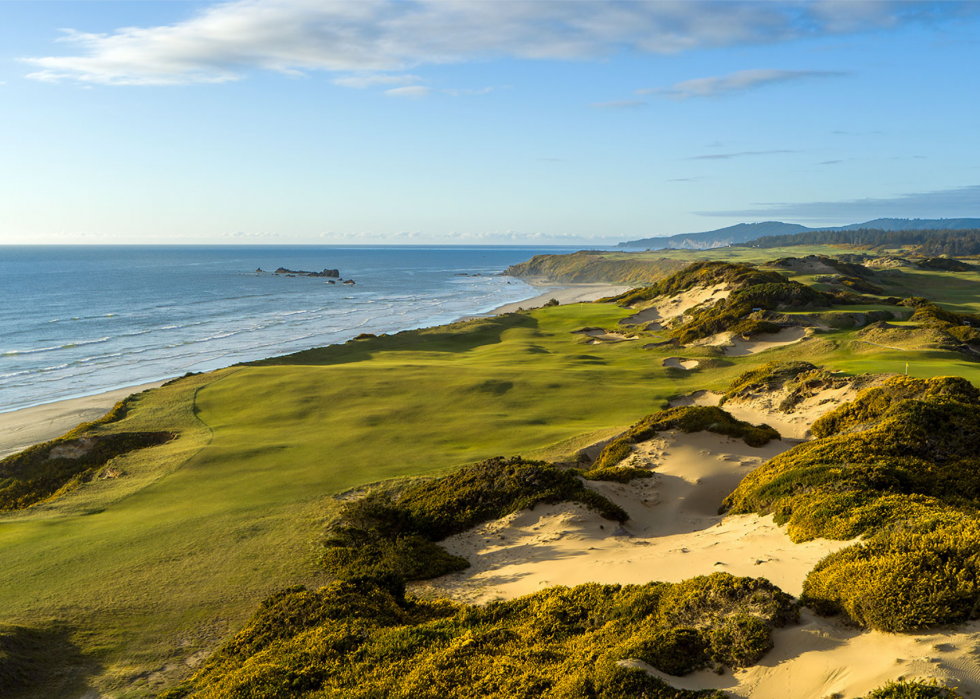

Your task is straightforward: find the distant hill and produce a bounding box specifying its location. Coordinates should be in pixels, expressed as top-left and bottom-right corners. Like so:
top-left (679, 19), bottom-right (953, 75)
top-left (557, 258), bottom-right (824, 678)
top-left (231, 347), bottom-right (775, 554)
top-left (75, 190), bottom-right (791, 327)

top-left (619, 218), bottom-right (980, 250)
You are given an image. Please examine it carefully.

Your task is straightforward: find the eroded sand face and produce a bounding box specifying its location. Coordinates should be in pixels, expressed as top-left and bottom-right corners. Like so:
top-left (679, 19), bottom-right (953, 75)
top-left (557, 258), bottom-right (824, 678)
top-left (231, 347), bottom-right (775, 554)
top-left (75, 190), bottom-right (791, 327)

top-left (421, 432), bottom-right (851, 603)
top-left (574, 328), bottom-right (635, 342)
top-left (621, 284), bottom-right (730, 329)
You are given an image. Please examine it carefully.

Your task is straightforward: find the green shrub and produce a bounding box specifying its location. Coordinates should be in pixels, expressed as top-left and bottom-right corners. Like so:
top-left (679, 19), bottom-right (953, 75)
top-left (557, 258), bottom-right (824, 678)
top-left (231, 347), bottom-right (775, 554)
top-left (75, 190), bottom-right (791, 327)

top-left (174, 574), bottom-right (787, 698)
top-left (859, 680), bottom-right (962, 698)
top-left (581, 466), bottom-right (654, 483)
top-left (593, 406), bottom-right (779, 471)
top-left (811, 375), bottom-right (980, 438)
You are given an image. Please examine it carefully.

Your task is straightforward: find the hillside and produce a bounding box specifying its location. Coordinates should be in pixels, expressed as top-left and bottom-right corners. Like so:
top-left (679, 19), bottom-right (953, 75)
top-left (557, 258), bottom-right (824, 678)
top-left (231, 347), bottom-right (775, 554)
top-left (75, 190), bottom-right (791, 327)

top-left (6, 249), bottom-right (980, 697)
top-left (620, 218), bottom-right (980, 250)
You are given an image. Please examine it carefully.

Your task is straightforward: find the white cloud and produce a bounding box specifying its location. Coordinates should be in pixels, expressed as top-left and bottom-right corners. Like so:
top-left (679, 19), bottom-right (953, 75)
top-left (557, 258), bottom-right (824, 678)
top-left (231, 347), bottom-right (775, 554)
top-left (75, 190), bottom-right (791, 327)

top-left (20, 0), bottom-right (962, 86)
top-left (384, 85), bottom-right (431, 98)
top-left (642, 68), bottom-right (849, 99)
top-left (224, 230), bottom-right (281, 238)
top-left (333, 73), bottom-right (422, 89)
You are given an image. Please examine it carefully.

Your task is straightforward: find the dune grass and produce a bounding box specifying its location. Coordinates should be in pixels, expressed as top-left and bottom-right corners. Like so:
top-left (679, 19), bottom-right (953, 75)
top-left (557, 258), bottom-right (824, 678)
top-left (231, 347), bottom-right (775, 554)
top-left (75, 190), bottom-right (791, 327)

top-left (4, 258), bottom-right (980, 696)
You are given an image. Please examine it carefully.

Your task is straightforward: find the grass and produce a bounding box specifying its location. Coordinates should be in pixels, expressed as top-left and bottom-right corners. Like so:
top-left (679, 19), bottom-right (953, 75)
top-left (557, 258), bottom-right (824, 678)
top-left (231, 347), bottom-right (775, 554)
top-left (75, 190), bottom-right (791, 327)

top-left (5, 254), bottom-right (980, 695)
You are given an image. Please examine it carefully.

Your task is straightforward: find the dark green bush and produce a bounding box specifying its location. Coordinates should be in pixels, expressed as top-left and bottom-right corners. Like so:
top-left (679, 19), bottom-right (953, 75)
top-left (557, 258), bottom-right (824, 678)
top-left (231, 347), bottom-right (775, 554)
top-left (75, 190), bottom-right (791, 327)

top-left (581, 466), bottom-right (654, 483)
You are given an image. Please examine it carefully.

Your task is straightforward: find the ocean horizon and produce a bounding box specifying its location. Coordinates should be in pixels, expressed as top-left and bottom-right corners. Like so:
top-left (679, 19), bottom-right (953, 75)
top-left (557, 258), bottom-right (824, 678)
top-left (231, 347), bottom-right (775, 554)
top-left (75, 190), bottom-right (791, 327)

top-left (0, 244), bottom-right (603, 413)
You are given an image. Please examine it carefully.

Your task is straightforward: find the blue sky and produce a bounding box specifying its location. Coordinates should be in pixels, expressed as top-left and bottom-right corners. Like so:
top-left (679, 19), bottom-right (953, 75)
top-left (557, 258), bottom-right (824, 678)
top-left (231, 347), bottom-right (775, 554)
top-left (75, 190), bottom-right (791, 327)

top-left (1, 0), bottom-right (979, 245)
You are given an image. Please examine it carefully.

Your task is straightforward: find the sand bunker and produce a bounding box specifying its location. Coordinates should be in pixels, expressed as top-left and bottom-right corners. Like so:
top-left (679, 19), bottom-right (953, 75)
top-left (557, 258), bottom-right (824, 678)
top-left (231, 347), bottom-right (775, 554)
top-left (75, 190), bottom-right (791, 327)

top-left (421, 431), bottom-right (851, 603)
top-left (574, 328), bottom-right (635, 342)
top-left (663, 357), bottom-right (700, 370)
top-left (633, 610), bottom-right (980, 699)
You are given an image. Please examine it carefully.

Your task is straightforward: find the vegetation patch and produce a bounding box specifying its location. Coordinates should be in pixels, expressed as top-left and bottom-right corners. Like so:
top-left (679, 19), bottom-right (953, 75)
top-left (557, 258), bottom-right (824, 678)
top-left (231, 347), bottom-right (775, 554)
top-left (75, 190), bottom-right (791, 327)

top-left (166, 573), bottom-right (795, 698)
top-left (580, 466), bottom-right (655, 483)
top-left (592, 406), bottom-right (779, 471)
top-left (723, 375), bottom-right (980, 630)
top-left (608, 260), bottom-right (787, 307)
top-left (0, 430), bottom-right (174, 511)
top-left (858, 680), bottom-right (962, 698)
top-left (321, 457), bottom-right (627, 584)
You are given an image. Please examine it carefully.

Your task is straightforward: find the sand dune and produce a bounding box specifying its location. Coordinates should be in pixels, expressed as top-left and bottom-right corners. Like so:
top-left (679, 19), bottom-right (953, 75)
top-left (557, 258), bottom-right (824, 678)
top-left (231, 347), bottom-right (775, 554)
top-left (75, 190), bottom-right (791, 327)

top-left (413, 382), bottom-right (980, 696)
top-left (633, 611), bottom-right (980, 698)
top-left (422, 431), bottom-right (850, 603)
top-left (621, 283), bottom-right (730, 329)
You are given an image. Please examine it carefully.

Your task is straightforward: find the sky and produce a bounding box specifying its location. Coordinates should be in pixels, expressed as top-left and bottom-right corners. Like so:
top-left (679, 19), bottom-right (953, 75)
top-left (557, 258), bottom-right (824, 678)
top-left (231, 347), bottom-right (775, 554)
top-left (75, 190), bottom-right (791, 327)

top-left (1, 0), bottom-right (979, 245)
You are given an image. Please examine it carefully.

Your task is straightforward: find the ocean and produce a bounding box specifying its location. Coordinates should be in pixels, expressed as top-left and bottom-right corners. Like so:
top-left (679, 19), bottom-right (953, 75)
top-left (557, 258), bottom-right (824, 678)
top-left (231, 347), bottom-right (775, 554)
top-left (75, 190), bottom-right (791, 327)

top-left (0, 245), bottom-right (582, 413)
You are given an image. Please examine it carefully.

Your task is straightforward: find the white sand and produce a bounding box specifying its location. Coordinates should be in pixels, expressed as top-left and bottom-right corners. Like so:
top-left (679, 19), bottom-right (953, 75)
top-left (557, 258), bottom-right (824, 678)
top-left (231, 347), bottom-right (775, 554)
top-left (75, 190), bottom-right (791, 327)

top-left (422, 431), bottom-right (852, 603)
top-left (0, 381), bottom-right (167, 459)
top-left (663, 357), bottom-right (700, 370)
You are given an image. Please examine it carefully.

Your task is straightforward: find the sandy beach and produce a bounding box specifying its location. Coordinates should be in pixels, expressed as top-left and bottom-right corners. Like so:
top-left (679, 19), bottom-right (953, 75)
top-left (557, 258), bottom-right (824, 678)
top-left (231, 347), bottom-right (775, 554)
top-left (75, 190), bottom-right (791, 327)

top-left (480, 277), bottom-right (630, 316)
top-left (0, 380), bottom-right (168, 459)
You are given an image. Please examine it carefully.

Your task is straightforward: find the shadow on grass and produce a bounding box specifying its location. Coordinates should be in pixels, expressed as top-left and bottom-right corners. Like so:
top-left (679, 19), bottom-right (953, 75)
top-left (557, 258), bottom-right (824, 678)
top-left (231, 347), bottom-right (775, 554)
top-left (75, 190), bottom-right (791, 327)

top-left (248, 313), bottom-right (539, 367)
top-left (0, 624), bottom-right (104, 699)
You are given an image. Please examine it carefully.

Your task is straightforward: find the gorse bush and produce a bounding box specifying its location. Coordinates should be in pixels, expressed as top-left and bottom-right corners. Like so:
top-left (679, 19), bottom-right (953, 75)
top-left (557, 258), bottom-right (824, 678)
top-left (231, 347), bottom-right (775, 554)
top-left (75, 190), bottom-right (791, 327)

top-left (609, 261), bottom-right (788, 307)
top-left (592, 406), bottom-right (779, 471)
top-left (170, 573), bottom-right (794, 698)
top-left (322, 457), bottom-right (627, 584)
top-left (724, 374), bottom-right (980, 630)
top-left (859, 680), bottom-right (963, 698)
top-left (810, 375), bottom-right (980, 438)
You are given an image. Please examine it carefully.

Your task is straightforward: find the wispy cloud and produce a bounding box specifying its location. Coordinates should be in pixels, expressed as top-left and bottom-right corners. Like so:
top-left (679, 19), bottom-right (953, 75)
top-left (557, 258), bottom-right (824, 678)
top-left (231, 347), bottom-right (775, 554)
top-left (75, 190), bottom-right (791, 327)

top-left (688, 149), bottom-right (795, 160)
top-left (667, 176), bottom-right (704, 182)
top-left (333, 73), bottom-right (422, 89)
top-left (20, 0), bottom-right (968, 86)
top-left (696, 184), bottom-right (980, 222)
top-left (642, 68), bottom-right (849, 99)
top-left (589, 100), bottom-right (647, 110)
top-left (384, 85), bottom-right (431, 98)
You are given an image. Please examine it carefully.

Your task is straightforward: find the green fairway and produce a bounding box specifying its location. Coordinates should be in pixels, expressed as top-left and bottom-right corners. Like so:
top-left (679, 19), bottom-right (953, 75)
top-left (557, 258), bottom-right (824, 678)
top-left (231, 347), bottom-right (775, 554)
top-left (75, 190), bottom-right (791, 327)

top-left (4, 255), bottom-right (980, 697)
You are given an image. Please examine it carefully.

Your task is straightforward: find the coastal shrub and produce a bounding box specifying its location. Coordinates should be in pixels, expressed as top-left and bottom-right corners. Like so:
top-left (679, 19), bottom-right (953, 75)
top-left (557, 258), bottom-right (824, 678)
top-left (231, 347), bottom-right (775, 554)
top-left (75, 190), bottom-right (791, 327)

top-left (592, 406), bottom-right (779, 471)
top-left (721, 361), bottom-right (822, 405)
top-left (810, 375), bottom-right (980, 438)
top-left (321, 457), bottom-right (627, 584)
top-left (172, 573), bottom-right (788, 698)
top-left (801, 517), bottom-right (980, 631)
top-left (860, 680), bottom-right (963, 698)
top-left (837, 275), bottom-right (884, 294)
top-left (916, 257), bottom-right (974, 272)
top-left (581, 466), bottom-right (654, 483)
top-left (0, 431), bottom-right (174, 511)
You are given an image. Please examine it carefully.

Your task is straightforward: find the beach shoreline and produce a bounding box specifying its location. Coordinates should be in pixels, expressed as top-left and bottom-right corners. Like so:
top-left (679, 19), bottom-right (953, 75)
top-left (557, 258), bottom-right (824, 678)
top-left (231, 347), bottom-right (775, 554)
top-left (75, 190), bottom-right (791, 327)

top-left (0, 278), bottom-right (630, 459)
top-left (471, 277), bottom-right (630, 317)
top-left (0, 380), bottom-right (169, 459)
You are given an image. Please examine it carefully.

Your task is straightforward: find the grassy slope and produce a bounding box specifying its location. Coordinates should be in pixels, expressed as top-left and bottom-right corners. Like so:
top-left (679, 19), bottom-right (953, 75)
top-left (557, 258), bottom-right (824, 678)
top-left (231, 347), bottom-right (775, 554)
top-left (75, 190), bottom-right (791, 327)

top-left (4, 252), bottom-right (980, 696)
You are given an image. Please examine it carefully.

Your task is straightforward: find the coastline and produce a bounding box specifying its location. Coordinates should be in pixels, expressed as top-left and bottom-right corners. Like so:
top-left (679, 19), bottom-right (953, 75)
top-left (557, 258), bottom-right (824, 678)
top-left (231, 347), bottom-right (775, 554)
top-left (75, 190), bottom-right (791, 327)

top-left (471, 277), bottom-right (630, 317)
top-left (0, 278), bottom-right (629, 459)
top-left (0, 380), bottom-right (168, 459)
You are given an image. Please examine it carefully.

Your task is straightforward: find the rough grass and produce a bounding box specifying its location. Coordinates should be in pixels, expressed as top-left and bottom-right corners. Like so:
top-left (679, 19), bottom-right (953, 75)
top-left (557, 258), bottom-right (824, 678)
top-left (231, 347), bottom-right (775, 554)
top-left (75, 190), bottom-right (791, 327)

top-left (165, 573), bottom-right (795, 699)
